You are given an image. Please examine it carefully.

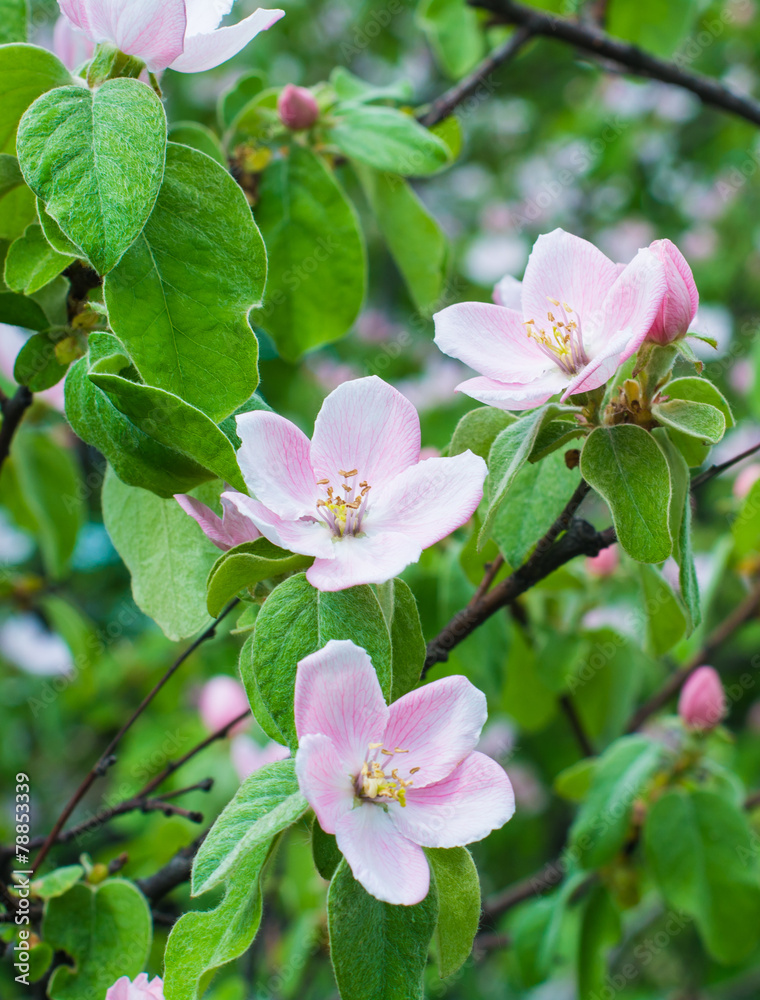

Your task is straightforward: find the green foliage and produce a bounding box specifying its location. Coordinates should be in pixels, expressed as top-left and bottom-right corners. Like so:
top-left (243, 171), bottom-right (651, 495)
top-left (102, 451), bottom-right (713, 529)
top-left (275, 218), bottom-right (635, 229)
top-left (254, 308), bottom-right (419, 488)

top-left (0, 153), bottom-right (23, 197)
top-left (581, 424), bottom-right (672, 563)
top-left (206, 540), bottom-right (312, 617)
top-left (0, 288), bottom-right (48, 329)
top-left (31, 865), bottom-right (83, 900)
top-left (652, 398), bottom-right (726, 444)
top-left (12, 332), bottom-right (69, 390)
top-left (425, 847), bottom-right (481, 978)
top-left (655, 429), bottom-right (701, 629)
top-left (43, 879), bottom-right (151, 1000)
top-left (0, 0), bottom-right (27, 44)
top-left (449, 405), bottom-right (515, 459)
top-left (376, 577), bottom-right (427, 700)
top-left (312, 819), bottom-right (342, 881)
top-left (0, 44), bottom-right (71, 150)
top-left (5, 221), bottom-right (75, 293)
top-left (569, 735), bottom-right (663, 869)
top-left (17, 79), bottom-right (167, 274)
top-left (327, 105), bottom-right (452, 176)
top-left (638, 563), bottom-right (687, 656)
top-left (577, 885), bottom-right (621, 1000)
top-left (101, 468), bottom-right (220, 640)
top-left (645, 789), bottom-right (760, 964)
top-left (243, 573), bottom-right (392, 747)
top-left (105, 142), bottom-right (264, 420)
top-left (416, 0), bottom-right (485, 78)
top-left (251, 143), bottom-right (365, 362)
top-left (607, 0), bottom-right (699, 58)
top-left (327, 860), bottom-right (438, 1000)
top-left (169, 121), bottom-right (227, 166)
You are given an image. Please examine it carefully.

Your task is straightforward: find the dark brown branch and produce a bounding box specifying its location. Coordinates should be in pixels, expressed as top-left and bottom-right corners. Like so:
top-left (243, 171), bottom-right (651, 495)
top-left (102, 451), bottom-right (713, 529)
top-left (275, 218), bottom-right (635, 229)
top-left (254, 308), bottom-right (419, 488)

top-left (469, 0), bottom-right (760, 130)
top-left (691, 440), bottom-right (760, 490)
top-left (0, 385), bottom-right (33, 473)
top-left (419, 27), bottom-right (533, 128)
top-left (135, 835), bottom-right (205, 903)
top-left (30, 599), bottom-right (240, 875)
top-left (624, 578), bottom-right (760, 733)
top-left (559, 693), bottom-right (595, 757)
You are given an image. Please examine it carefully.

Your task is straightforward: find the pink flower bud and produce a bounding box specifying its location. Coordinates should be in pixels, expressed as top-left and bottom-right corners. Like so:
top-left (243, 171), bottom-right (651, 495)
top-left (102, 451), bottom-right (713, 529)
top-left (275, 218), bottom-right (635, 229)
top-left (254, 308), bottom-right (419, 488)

top-left (646, 239), bottom-right (699, 344)
top-left (198, 676), bottom-right (250, 735)
top-left (734, 463), bottom-right (760, 500)
top-left (586, 546), bottom-right (619, 578)
top-left (678, 666), bottom-right (726, 731)
top-left (277, 84), bottom-right (319, 130)
top-left (106, 974), bottom-right (164, 1000)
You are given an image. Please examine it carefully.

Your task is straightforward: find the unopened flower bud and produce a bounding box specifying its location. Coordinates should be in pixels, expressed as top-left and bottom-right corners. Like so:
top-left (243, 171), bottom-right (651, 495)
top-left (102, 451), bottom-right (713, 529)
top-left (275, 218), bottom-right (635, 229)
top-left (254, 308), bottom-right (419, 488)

top-left (646, 239), bottom-right (699, 345)
top-left (198, 676), bottom-right (250, 735)
top-left (586, 547), bottom-right (619, 578)
top-left (277, 84), bottom-right (319, 130)
top-left (678, 665), bottom-right (726, 731)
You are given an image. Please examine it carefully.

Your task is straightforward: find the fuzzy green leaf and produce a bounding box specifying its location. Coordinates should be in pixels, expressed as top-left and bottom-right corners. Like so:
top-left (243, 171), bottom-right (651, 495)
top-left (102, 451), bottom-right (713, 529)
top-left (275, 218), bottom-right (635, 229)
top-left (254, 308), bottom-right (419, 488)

top-left (206, 539), bottom-right (313, 617)
top-left (0, 44), bottom-right (71, 150)
top-left (5, 222), bottom-right (74, 293)
top-left (328, 105), bottom-right (451, 176)
top-left (425, 847), bottom-right (480, 978)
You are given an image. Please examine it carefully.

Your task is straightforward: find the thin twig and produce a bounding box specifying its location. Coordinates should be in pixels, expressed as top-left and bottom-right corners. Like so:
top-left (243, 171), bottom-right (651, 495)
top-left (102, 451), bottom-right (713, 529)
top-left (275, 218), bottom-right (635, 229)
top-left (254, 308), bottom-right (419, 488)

top-left (0, 385), bottom-right (33, 473)
top-left (469, 555), bottom-right (505, 606)
top-left (559, 693), bottom-right (595, 757)
top-left (419, 27), bottom-right (533, 128)
top-left (624, 578), bottom-right (760, 733)
top-left (30, 600), bottom-right (240, 875)
top-left (469, 0), bottom-right (760, 130)
top-left (691, 440), bottom-right (760, 490)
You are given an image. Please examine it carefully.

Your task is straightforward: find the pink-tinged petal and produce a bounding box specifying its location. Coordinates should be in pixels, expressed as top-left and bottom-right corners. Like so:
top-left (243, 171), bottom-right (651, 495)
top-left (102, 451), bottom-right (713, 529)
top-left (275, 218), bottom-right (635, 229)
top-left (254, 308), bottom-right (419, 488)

top-left (369, 453), bottom-right (486, 551)
top-left (335, 804), bottom-right (430, 905)
top-left (220, 492), bottom-right (334, 559)
top-left (563, 247), bottom-right (666, 398)
top-left (183, 0), bottom-right (233, 35)
top-left (456, 372), bottom-right (568, 411)
top-left (235, 411), bottom-right (318, 518)
top-left (198, 675), bottom-right (250, 734)
top-left (174, 493), bottom-right (260, 551)
top-left (105, 974), bottom-right (164, 1000)
top-left (380, 675), bottom-right (487, 788)
top-left (390, 752), bottom-right (515, 848)
top-left (647, 239), bottom-right (699, 344)
top-left (520, 229), bottom-right (619, 332)
top-left (231, 734), bottom-right (289, 782)
top-left (295, 733), bottom-right (355, 833)
top-left (306, 533), bottom-right (421, 592)
top-left (169, 8), bottom-right (285, 74)
top-left (294, 639), bottom-right (388, 771)
top-left (433, 302), bottom-right (550, 383)
top-left (310, 377), bottom-right (421, 490)
top-left (60, 0), bottom-right (188, 72)
top-left (53, 15), bottom-right (94, 70)
top-left (493, 274), bottom-right (523, 310)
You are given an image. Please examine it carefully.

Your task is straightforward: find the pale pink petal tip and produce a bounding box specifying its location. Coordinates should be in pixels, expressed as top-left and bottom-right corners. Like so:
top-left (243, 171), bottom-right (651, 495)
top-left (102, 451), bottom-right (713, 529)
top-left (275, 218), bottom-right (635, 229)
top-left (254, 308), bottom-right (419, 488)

top-left (174, 492), bottom-right (260, 551)
top-left (646, 238), bottom-right (699, 345)
top-left (169, 8), bottom-right (285, 74)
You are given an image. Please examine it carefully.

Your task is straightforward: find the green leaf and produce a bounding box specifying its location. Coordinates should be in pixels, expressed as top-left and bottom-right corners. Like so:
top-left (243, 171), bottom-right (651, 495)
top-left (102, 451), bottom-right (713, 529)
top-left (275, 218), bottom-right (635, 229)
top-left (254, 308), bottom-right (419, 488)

top-left (88, 369), bottom-right (246, 491)
top-left (553, 758), bottom-right (597, 803)
top-left (0, 428), bottom-right (83, 578)
top-left (36, 196), bottom-right (80, 256)
top-left (529, 417), bottom-right (586, 462)
top-left (206, 539), bottom-right (313, 617)
top-left (251, 144), bottom-right (365, 362)
top-left (580, 424), bottom-right (672, 563)
top-left (101, 468), bottom-right (221, 640)
top-left (13, 331), bottom-right (68, 389)
top-left (0, 289), bottom-right (48, 329)
top-left (577, 885), bottom-right (621, 1000)
top-left (169, 120), bottom-right (227, 165)
top-left (193, 759), bottom-right (306, 895)
top-left (43, 879), bottom-right (151, 1000)
top-left (105, 142), bottom-right (264, 420)
top-left (327, 860), bottom-right (438, 1000)
top-left (0, 153), bottom-right (23, 197)
top-left (312, 818), bottom-right (342, 881)
top-left (416, 0), bottom-right (485, 78)
top-left (664, 375), bottom-right (734, 428)
top-left (607, 0), bottom-right (698, 58)
top-left (31, 865), bottom-right (83, 900)
top-left (652, 398), bottom-right (725, 444)
top-left (493, 448), bottom-right (580, 566)
top-left (218, 70), bottom-right (265, 130)
top-left (328, 105), bottom-right (451, 176)
top-left (17, 79), bottom-right (167, 274)
top-left (510, 897), bottom-right (555, 988)
top-left (5, 222), bottom-right (74, 293)
top-left (0, 44), bottom-right (71, 151)
top-left (376, 578), bottom-right (426, 701)
top-left (480, 404), bottom-right (571, 545)
top-left (645, 789), bottom-right (760, 964)
top-left (425, 847), bottom-right (480, 978)
top-left (356, 164), bottom-right (447, 313)
top-left (569, 734), bottom-right (662, 869)
top-left (0, 1), bottom-right (27, 44)
top-left (243, 573), bottom-right (392, 748)
top-left (331, 67), bottom-right (413, 106)
top-left (733, 477), bottom-right (760, 559)
top-left (449, 406), bottom-right (515, 460)
top-left (638, 563), bottom-right (687, 656)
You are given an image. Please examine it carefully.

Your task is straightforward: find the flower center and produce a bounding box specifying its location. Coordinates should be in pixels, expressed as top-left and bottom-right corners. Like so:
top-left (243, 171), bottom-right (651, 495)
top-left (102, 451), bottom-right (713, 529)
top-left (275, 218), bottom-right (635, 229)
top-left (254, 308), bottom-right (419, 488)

top-left (523, 297), bottom-right (590, 375)
top-left (357, 743), bottom-right (419, 807)
top-left (315, 469), bottom-right (372, 538)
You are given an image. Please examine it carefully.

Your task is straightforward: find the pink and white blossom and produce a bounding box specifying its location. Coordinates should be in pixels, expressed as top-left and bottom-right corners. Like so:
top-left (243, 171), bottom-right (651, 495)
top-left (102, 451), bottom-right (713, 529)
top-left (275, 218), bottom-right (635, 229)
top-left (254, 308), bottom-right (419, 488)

top-left (434, 229), bottom-right (667, 411)
top-left (294, 639), bottom-right (515, 905)
top-left (56, 0), bottom-right (284, 75)
top-left (174, 490), bottom-right (261, 551)
top-left (231, 733), bottom-right (290, 781)
top-left (198, 675), bottom-right (250, 735)
top-left (645, 238), bottom-right (699, 345)
top-left (106, 974), bottom-right (164, 1000)
top-left (221, 377), bottom-right (487, 591)
top-left (52, 15), bottom-right (94, 70)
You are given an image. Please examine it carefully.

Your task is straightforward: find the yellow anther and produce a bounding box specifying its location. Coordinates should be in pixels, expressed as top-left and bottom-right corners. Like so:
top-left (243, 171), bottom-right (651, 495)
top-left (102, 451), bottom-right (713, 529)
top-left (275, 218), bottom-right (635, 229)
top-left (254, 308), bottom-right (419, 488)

top-left (393, 748), bottom-right (409, 753)
top-left (339, 468), bottom-right (358, 478)
top-left (316, 478), bottom-right (329, 485)
top-left (410, 766), bottom-right (420, 775)
top-left (380, 748), bottom-right (393, 756)
top-left (368, 742), bottom-right (383, 749)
